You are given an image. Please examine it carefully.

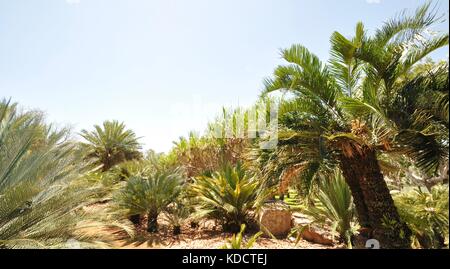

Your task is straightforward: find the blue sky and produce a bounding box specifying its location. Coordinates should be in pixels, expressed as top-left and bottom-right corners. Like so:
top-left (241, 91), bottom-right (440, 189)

top-left (1, 0), bottom-right (448, 152)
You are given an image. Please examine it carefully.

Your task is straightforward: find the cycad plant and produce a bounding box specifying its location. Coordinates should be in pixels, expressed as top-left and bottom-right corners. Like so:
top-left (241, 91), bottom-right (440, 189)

top-left (164, 198), bottom-right (191, 235)
top-left (301, 170), bottom-right (356, 247)
top-left (80, 120), bottom-right (142, 172)
top-left (260, 3), bottom-right (448, 248)
top-left (190, 163), bottom-right (270, 232)
top-left (115, 169), bottom-right (184, 233)
top-left (394, 185), bottom-right (449, 249)
top-left (0, 99), bottom-right (132, 248)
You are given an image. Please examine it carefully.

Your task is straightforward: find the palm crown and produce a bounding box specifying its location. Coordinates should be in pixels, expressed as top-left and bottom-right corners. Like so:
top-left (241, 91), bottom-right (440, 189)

top-left (80, 120), bottom-right (142, 172)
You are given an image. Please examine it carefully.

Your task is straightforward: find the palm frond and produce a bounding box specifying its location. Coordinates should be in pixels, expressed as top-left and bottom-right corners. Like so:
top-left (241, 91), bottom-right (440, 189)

top-left (374, 2), bottom-right (441, 46)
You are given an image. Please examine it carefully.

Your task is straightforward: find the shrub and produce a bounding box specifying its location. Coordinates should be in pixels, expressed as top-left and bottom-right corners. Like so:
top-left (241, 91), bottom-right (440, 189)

top-left (394, 185), bottom-right (449, 248)
top-left (164, 198), bottom-right (191, 235)
top-left (301, 170), bottom-right (356, 247)
top-left (190, 164), bottom-right (269, 232)
top-left (114, 169), bottom-right (184, 233)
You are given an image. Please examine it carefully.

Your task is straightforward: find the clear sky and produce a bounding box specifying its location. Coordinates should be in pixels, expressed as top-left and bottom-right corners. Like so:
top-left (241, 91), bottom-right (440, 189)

top-left (1, 0), bottom-right (448, 152)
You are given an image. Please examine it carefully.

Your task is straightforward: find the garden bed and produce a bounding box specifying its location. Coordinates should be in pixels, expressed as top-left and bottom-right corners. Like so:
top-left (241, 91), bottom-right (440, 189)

top-left (114, 218), bottom-right (337, 249)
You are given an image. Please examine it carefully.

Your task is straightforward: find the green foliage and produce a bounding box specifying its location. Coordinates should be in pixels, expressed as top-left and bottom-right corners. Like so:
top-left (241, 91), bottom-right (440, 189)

top-left (259, 2), bottom-right (449, 191)
top-left (283, 189), bottom-right (302, 210)
top-left (190, 164), bottom-right (270, 232)
top-left (171, 132), bottom-right (222, 177)
top-left (0, 99), bottom-right (132, 249)
top-left (393, 61), bottom-right (449, 175)
top-left (83, 160), bottom-right (153, 196)
top-left (164, 198), bottom-right (191, 235)
top-left (80, 120), bottom-right (142, 172)
top-left (246, 97), bottom-right (335, 198)
top-left (146, 149), bottom-right (179, 171)
top-left (394, 185), bottom-right (449, 248)
top-left (1, 2), bottom-right (448, 250)
top-left (258, 4), bottom-right (447, 249)
top-left (114, 168), bottom-right (184, 232)
top-left (221, 224), bottom-right (263, 249)
top-left (300, 170), bottom-right (356, 246)
top-left (171, 100), bottom-right (276, 178)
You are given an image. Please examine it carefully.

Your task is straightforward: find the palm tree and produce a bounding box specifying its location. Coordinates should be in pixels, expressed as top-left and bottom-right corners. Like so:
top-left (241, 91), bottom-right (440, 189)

top-left (0, 99), bottom-right (132, 248)
top-left (261, 3), bottom-right (448, 248)
top-left (114, 169), bottom-right (184, 233)
top-left (80, 120), bottom-right (142, 172)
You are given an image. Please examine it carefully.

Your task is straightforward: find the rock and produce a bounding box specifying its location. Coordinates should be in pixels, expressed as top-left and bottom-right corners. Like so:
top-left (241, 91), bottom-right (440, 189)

top-left (292, 212), bottom-right (314, 226)
top-left (259, 202), bottom-right (292, 238)
top-left (300, 228), bottom-right (334, 246)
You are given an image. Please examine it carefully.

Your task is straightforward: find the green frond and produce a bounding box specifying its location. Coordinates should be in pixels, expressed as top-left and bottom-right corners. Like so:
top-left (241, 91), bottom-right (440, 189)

top-left (300, 170), bottom-right (356, 245)
top-left (80, 120), bottom-right (142, 172)
top-left (374, 2), bottom-right (440, 46)
top-left (399, 33), bottom-right (449, 75)
top-left (394, 185), bottom-right (449, 248)
top-left (329, 22), bottom-right (365, 95)
top-left (395, 130), bottom-right (448, 175)
top-left (114, 168), bottom-right (185, 217)
top-left (189, 164), bottom-right (268, 232)
top-left (264, 44), bottom-right (340, 111)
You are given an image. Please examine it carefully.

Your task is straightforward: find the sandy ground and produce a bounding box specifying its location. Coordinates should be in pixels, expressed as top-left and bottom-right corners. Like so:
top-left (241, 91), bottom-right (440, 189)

top-left (83, 203), bottom-right (340, 249)
top-left (113, 217), bottom-right (339, 249)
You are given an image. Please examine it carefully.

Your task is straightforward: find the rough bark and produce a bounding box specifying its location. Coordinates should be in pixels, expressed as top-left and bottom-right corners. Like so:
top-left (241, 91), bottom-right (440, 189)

top-left (339, 144), bottom-right (412, 249)
top-left (339, 157), bottom-right (370, 228)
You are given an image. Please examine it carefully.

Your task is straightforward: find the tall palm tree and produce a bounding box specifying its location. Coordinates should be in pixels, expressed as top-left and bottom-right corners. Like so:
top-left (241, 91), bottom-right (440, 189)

top-left (262, 3), bottom-right (448, 248)
top-left (80, 120), bottom-right (142, 172)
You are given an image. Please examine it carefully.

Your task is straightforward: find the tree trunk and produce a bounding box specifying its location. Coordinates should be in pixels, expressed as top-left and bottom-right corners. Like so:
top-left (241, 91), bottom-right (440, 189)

top-left (190, 221), bottom-right (199, 229)
top-left (339, 157), bottom-right (370, 228)
top-left (173, 225), bottom-right (181, 235)
top-left (147, 211), bottom-right (159, 233)
top-left (128, 214), bottom-right (141, 225)
top-left (339, 144), bottom-right (412, 249)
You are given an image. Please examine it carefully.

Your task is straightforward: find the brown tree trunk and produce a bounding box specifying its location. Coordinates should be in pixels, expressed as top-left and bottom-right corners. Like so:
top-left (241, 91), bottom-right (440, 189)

top-left (339, 143), bottom-right (412, 249)
top-left (339, 157), bottom-right (370, 228)
top-left (147, 211), bottom-right (159, 233)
